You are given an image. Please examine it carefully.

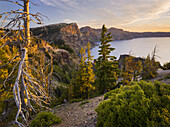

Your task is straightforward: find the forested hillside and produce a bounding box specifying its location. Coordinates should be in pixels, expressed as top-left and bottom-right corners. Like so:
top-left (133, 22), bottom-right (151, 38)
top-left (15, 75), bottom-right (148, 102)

top-left (0, 1), bottom-right (169, 127)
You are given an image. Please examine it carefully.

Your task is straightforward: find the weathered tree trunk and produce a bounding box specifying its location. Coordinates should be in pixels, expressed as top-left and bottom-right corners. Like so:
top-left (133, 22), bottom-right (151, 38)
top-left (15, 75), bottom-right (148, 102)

top-left (20, 0), bottom-right (30, 120)
top-left (24, 0), bottom-right (30, 45)
top-left (20, 73), bottom-right (26, 109)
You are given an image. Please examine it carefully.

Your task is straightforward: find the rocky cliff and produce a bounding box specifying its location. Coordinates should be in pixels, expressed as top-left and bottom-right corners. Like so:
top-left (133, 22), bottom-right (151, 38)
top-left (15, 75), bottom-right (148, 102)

top-left (80, 26), bottom-right (134, 42)
top-left (80, 26), bottom-right (170, 42)
top-left (31, 23), bottom-right (95, 53)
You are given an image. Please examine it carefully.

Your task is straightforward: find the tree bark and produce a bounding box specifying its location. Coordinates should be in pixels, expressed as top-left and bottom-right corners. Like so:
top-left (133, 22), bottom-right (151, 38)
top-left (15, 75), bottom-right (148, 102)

top-left (24, 0), bottom-right (30, 45)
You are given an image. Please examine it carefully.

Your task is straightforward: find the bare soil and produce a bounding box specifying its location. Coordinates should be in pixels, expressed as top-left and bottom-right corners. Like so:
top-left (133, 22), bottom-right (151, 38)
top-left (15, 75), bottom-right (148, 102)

top-left (52, 96), bottom-right (104, 127)
top-left (150, 69), bottom-right (170, 84)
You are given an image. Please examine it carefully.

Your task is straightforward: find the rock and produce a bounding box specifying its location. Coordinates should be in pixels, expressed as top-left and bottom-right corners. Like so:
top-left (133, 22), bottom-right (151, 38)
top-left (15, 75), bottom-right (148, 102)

top-left (31, 23), bottom-right (95, 53)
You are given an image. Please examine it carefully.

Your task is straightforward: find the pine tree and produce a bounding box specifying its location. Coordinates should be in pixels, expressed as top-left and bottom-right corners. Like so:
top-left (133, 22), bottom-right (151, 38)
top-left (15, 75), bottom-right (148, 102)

top-left (121, 56), bottom-right (133, 85)
top-left (142, 54), bottom-right (158, 80)
top-left (85, 42), bottom-right (95, 98)
top-left (121, 55), bottom-right (142, 85)
top-left (70, 47), bottom-right (87, 98)
top-left (142, 46), bottom-right (159, 80)
top-left (95, 25), bottom-right (119, 94)
top-left (70, 43), bottom-right (95, 99)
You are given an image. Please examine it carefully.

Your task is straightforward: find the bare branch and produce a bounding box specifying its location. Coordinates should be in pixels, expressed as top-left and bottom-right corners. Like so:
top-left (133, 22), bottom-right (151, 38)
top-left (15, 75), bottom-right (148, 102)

top-left (0, 0), bottom-right (24, 7)
top-left (13, 48), bottom-right (26, 126)
top-left (29, 0), bottom-right (38, 6)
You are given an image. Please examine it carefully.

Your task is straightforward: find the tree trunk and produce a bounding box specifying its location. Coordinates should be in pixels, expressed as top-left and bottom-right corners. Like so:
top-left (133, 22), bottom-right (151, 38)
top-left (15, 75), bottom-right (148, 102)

top-left (20, 0), bottom-right (30, 120)
top-left (20, 73), bottom-right (26, 109)
top-left (24, 0), bottom-right (30, 45)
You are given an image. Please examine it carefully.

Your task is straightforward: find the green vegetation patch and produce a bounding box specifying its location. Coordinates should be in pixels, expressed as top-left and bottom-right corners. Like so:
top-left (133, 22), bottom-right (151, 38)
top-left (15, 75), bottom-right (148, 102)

top-left (96, 81), bottom-right (170, 127)
top-left (69, 98), bottom-right (83, 103)
top-left (52, 39), bottom-right (74, 54)
top-left (164, 75), bottom-right (170, 80)
top-left (30, 111), bottom-right (61, 127)
top-left (163, 62), bottom-right (170, 70)
top-left (79, 100), bottom-right (91, 106)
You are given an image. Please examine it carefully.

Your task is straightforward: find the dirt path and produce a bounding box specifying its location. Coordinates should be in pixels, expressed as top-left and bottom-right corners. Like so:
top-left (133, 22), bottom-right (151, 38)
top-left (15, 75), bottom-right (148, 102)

top-left (150, 69), bottom-right (170, 84)
top-left (52, 96), bottom-right (104, 127)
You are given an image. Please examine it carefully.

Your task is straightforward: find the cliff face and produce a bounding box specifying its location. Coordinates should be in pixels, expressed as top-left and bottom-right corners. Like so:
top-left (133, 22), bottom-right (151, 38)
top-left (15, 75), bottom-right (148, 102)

top-left (59, 23), bottom-right (87, 52)
top-left (133, 32), bottom-right (170, 38)
top-left (31, 23), bottom-right (95, 53)
top-left (80, 26), bottom-right (135, 42)
top-left (81, 26), bottom-right (170, 41)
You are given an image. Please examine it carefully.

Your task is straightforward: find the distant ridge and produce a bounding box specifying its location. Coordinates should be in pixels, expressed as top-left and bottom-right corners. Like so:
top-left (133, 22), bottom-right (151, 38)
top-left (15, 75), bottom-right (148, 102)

top-left (80, 26), bottom-right (170, 42)
top-left (30, 23), bottom-right (170, 52)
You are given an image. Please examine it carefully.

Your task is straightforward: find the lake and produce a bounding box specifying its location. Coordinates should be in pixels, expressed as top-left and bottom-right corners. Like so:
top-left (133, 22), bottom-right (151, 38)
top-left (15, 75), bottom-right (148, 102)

top-left (91, 37), bottom-right (170, 65)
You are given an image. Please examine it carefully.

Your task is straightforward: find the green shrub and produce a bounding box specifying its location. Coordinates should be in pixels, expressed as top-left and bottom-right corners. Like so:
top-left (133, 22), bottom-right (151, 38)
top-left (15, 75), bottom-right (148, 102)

top-left (164, 75), bottom-right (170, 80)
top-left (79, 100), bottom-right (90, 106)
top-left (69, 98), bottom-right (83, 103)
top-left (163, 62), bottom-right (170, 70)
top-left (58, 45), bottom-right (74, 54)
top-left (96, 81), bottom-right (170, 127)
top-left (30, 111), bottom-right (61, 127)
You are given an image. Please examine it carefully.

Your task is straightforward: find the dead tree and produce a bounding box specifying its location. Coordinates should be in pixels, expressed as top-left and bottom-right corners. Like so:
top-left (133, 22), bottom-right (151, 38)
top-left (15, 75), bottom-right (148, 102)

top-left (0, 0), bottom-right (52, 126)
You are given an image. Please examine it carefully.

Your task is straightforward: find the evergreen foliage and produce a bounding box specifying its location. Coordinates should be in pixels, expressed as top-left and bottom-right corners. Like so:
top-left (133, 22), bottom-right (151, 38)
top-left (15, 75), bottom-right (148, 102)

top-left (69, 43), bottom-right (95, 99)
top-left (0, 37), bottom-right (20, 122)
top-left (142, 54), bottom-right (159, 80)
top-left (70, 47), bottom-right (87, 98)
top-left (30, 111), bottom-right (61, 127)
top-left (163, 62), bottom-right (170, 70)
top-left (121, 55), bottom-right (142, 85)
top-left (96, 81), bottom-right (170, 127)
top-left (86, 42), bottom-right (95, 98)
top-left (95, 25), bottom-right (119, 94)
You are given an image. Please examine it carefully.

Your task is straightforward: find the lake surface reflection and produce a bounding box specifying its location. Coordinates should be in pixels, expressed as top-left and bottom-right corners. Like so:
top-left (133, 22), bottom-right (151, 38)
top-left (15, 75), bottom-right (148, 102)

top-left (91, 37), bottom-right (170, 65)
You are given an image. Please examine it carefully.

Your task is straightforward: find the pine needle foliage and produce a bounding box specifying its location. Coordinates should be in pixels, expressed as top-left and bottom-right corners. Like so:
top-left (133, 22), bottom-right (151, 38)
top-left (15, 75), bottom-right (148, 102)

top-left (30, 111), bottom-right (61, 127)
top-left (121, 55), bottom-right (143, 85)
top-left (95, 25), bottom-right (119, 94)
top-left (97, 81), bottom-right (170, 127)
top-left (69, 43), bottom-right (95, 99)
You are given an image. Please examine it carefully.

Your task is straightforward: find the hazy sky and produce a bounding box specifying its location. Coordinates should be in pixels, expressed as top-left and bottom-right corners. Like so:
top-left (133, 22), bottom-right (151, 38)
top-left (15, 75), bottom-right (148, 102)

top-left (0, 0), bottom-right (170, 32)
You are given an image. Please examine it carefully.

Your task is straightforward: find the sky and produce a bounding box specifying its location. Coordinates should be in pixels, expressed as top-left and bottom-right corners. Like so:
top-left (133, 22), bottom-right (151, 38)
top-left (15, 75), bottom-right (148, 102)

top-left (0, 0), bottom-right (170, 32)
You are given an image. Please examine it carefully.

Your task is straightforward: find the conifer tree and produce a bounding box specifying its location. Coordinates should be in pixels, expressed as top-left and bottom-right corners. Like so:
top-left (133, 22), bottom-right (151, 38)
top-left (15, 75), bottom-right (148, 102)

top-left (70, 47), bottom-right (87, 98)
top-left (142, 46), bottom-right (159, 80)
top-left (70, 43), bottom-right (95, 99)
top-left (85, 42), bottom-right (95, 98)
top-left (121, 55), bottom-right (142, 85)
top-left (121, 56), bottom-right (133, 85)
top-left (95, 25), bottom-right (119, 94)
top-left (142, 54), bottom-right (158, 80)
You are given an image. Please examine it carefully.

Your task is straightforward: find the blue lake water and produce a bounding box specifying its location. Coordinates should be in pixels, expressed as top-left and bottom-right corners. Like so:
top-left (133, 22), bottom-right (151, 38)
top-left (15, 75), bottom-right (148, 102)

top-left (91, 37), bottom-right (170, 65)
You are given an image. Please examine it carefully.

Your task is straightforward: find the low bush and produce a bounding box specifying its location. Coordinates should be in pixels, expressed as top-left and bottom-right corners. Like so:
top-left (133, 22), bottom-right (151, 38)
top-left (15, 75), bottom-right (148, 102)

top-left (30, 111), bottom-right (61, 127)
top-left (79, 100), bottom-right (90, 106)
top-left (164, 75), bottom-right (170, 80)
top-left (96, 81), bottom-right (170, 127)
top-left (163, 62), bottom-right (170, 70)
top-left (69, 98), bottom-right (83, 103)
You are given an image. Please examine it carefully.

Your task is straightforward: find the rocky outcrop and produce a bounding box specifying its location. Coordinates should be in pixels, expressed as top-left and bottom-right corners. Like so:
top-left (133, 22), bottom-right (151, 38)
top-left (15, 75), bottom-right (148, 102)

top-left (132, 32), bottom-right (170, 38)
top-left (80, 26), bottom-right (134, 42)
top-left (118, 54), bottom-right (162, 69)
top-left (31, 23), bottom-right (95, 53)
top-left (118, 54), bottom-right (145, 69)
top-left (80, 26), bottom-right (170, 41)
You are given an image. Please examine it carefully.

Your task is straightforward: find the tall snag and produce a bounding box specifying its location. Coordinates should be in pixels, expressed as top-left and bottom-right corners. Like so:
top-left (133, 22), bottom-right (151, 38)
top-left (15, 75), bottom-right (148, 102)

top-left (0, 0), bottom-right (52, 126)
